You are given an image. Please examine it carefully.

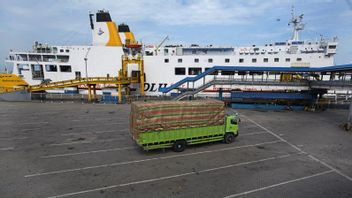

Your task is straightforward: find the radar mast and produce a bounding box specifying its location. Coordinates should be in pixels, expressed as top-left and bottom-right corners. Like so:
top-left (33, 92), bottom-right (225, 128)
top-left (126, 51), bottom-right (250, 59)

top-left (289, 5), bottom-right (305, 41)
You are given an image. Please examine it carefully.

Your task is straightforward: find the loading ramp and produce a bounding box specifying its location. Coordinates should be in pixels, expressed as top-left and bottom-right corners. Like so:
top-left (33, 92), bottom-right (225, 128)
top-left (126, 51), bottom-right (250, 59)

top-left (160, 64), bottom-right (352, 101)
top-left (29, 76), bottom-right (141, 102)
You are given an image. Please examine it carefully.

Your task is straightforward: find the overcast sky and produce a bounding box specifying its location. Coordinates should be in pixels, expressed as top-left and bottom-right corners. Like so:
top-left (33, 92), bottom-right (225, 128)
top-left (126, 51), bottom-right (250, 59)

top-left (1, 0), bottom-right (352, 72)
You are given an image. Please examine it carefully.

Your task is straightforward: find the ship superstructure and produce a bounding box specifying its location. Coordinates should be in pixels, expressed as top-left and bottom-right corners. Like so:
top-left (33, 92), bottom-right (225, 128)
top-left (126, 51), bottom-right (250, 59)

top-left (5, 10), bottom-right (339, 95)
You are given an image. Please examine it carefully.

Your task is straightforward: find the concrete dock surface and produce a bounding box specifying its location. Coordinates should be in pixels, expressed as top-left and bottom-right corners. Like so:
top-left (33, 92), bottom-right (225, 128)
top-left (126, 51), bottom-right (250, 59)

top-left (0, 102), bottom-right (351, 198)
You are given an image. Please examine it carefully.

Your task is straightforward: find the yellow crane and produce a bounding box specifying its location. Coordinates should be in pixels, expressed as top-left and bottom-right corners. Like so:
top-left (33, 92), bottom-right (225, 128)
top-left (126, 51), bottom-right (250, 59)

top-left (0, 74), bottom-right (29, 93)
top-left (154, 35), bottom-right (169, 55)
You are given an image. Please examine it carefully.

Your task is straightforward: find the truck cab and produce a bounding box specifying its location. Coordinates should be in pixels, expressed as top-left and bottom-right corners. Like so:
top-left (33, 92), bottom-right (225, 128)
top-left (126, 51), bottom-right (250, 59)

top-left (225, 115), bottom-right (239, 137)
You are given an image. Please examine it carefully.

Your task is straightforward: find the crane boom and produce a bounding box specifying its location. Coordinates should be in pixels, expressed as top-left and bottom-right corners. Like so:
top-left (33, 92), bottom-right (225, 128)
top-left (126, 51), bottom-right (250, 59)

top-left (155, 35), bottom-right (169, 55)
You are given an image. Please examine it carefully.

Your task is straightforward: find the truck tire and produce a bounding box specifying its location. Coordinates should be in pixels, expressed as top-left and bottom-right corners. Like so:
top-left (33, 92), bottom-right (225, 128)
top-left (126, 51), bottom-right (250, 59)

top-left (224, 133), bottom-right (235, 144)
top-left (173, 140), bottom-right (186, 152)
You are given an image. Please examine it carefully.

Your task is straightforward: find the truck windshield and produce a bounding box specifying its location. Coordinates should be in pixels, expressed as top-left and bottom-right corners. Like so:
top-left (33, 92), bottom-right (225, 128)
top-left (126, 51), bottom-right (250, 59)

top-left (231, 118), bottom-right (237, 125)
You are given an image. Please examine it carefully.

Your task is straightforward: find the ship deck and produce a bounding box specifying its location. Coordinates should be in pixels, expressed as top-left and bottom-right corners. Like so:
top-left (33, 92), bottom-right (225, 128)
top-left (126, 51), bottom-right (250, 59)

top-left (1, 102), bottom-right (352, 197)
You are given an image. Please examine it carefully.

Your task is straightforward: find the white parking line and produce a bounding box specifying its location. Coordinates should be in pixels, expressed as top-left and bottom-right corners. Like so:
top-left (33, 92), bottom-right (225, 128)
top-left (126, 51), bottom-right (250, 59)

top-left (48, 138), bottom-right (126, 146)
top-left (43, 135), bottom-right (275, 159)
top-left (41, 146), bottom-right (136, 158)
top-left (240, 131), bottom-right (268, 136)
top-left (20, 128), bottom-right (41, 132)
top-left (0, 121), bottom-right (48, 126)
top-left (71, 118), bottom-right (115, 122)
top-left (46, 153), bottom-right (299, 198)
top-left (2, 128), bottom-right (41, 134)
top-left (236, 111), bottom-right (352, 182)
top-left (67, 123), bottom-right (121, 129)
top-left (0, 147), bottom-right (14, 151)
top-left (240, 125), bottom-right (260, 129)
top-left (0, 137), bottom-right (28, 140)
top-left (223, 170), bottom-right (334, 198)
top-left (21, 121), bottom-right (49, 125)
top-left (60, 130), bottom-right (117, 136)
top-left (26, 140), bottom-right (283, 178)
top-left (0, 122), bottom-right (13, 126)
top-left (94, 118), bottom-right (115, 121)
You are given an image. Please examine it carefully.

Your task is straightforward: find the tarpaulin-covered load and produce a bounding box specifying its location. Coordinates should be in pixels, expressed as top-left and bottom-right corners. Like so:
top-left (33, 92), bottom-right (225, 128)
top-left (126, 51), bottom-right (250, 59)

top-left (130, 100), bottom-right (225, 138)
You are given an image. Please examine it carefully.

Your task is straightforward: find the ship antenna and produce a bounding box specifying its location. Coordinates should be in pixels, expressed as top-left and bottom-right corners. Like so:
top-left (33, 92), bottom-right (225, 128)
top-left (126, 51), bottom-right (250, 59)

top-left (289, 5), bottom-right (305, 41)
top-left (291, 5), bottom-right (294, 23)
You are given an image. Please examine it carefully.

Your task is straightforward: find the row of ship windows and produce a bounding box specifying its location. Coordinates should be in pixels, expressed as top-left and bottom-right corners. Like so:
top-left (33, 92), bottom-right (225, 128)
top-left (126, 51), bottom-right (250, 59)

top-left (18, 64), bottom-right (72, 74)
top-left (44, 65), bottom-right (72, 72)
top-left (59, 49), bottom-right (70, 53)
top-left (175, 67), bottom-right (239, 75)
top-left (174, 67), bottom-right (284, 76)
top-left (9, 55), bottom-right (70, 62)
top-left (165, 57), bottom-right (303, 63)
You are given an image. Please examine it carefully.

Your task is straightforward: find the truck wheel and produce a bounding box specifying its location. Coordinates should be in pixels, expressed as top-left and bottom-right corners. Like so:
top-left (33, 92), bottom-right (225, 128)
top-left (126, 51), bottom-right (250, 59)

top-left (173, 140), bottom-right (186, 152)
top-left (224, 133), bottom-right (235, 144)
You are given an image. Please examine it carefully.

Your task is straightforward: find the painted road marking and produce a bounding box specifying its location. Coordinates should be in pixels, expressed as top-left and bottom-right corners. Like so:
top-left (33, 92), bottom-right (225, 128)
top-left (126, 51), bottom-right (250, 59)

top-left (21, 121), bottom-right (49, 125)
top-left (42, 133), bottom-right (274, 159)
top-left (71, 118), bottom-right (115, 122)
top-left (236, 111), bottom-right (352, 182)
top-left (223, 170), bottom-right (334, 198)
top-left (26, 140), bottom-right (283, 178)
top-left (20, 128), bottom-right (41, 132)
top-left (0, 121), bottom-right (48, 126)
top-left (46, 153), bottom-right (299, 198)
top-left (41, 146), bottom-right (136, 158)
top-left (0, 147), bottom-right (15, 151)
top-left (60, 130), bottom-right (117, 136)
top-left (240, 131), bottom-right (268, 136)
top-left (2, 128), bottom-right (41, 134)
top-left (48, 138), bottom-right (126, 146)
top-left (0, 137), bottom-right (28, 140)
top-left (65, 123), bottom-right (122, 129)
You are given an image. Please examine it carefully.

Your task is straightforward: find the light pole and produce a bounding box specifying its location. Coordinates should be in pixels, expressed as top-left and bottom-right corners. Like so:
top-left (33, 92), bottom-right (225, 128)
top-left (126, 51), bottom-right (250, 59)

top-left (84, 47), bottom-right (91, 101)
top-left (84, 57), bottom-right (88, 80)
top-left (347, 99), bottom-right (352, 131)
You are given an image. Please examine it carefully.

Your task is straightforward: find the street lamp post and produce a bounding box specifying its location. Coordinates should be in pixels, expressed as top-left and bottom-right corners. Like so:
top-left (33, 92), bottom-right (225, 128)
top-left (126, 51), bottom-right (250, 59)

top-left (347, 99), bottom-right (352, 131)
top-left (84, 48), bottom-right (91, 101)
top-left (84, 57), bottom-right (88, 80)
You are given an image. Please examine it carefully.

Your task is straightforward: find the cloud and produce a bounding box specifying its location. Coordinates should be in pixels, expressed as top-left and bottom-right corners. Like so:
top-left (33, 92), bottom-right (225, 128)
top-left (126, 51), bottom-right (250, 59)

top-left (5, 4), bottom-right (33, 17)
top-left (74, 0), bottom-right (291, 26)
top-left (249, 32), bottom-right (287, 40)
top-left (0, 0), bottom-right (351, 72)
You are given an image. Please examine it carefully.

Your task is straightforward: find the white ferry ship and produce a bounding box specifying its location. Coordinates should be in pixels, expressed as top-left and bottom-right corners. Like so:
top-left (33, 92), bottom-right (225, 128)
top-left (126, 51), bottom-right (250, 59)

top-left (5, 10), bottom-right (338, 95)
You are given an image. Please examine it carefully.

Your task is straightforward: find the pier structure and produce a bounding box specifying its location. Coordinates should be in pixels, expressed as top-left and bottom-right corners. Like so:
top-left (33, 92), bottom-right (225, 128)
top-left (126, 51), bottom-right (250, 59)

top-left (160, 64), bottom-right (352, 107)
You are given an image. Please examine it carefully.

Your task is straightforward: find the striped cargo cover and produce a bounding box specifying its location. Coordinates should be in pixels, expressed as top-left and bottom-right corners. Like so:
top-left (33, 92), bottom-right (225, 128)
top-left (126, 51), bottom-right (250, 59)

top-left (130, 100), bottom-right (225, 138)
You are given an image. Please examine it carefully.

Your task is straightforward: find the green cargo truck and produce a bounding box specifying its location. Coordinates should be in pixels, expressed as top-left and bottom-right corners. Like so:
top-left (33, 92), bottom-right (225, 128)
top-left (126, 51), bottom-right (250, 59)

top-left (130, 100), bottom-right (239, 152)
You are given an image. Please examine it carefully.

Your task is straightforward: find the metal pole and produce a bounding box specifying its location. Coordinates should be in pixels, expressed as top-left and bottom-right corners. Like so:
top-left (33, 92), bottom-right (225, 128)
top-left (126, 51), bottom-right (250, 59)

top-left (88, 85), bottom-right (92, 102)
top-left (93, 84), bottom-right (97, 101)
top-left (85, 58), bottom-right (88, 81)
top-left (118, 84), bottom-right (122, 104)
top-left (84, 58), bottom-right (91, 102)
top-left (347, 100), bottom-right (352, 129)
top-left (84, 48), bottom-right (91, 102)
top-left (139, 57), bottom-right (145, 96)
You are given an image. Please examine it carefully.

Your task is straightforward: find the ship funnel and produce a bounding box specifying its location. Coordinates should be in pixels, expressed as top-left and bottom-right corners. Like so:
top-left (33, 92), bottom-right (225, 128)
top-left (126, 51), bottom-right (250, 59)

top-left (118, 23), bottom-right (137, 45)
top-left (90, 10), bottom-right (123, 46)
